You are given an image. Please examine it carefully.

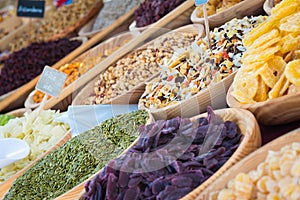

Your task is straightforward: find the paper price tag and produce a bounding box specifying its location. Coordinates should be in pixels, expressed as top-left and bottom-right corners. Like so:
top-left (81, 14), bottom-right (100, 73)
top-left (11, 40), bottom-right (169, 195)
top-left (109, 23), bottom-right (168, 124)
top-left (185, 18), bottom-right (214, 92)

top-left (195, 0), bottom-right (208, 6)
top-left (36, 66), bottom-right (67, 97)
top-left (17, 0), bottom-right (45, 18)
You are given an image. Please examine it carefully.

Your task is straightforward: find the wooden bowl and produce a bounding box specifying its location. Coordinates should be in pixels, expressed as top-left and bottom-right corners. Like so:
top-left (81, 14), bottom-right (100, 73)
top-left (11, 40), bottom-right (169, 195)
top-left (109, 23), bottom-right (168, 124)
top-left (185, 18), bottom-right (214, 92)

top-left (73, 24), bottom-right (204, 106)
top-left (190, 0), bottom-right (265, 28)
top-left (181, 108), bottom-right (261, 199)
top-left (263, 0), bottom-right (273, 15)
top-left (0, 109), bottom-right (71, 198)
top-left (196, 126), bottom-right (300, 200)
top-left (226, 84), bottom-right (300, 125)
top-left (139, 69), bottom-right (237, 120)
top-left (72, 108), bottom-right (260, 200)
top-left (46, 0), bottom-right (103, 41)
top-left (24, 32), bottom-right (136, 111)
top-left (78, 5), bottom-right (138, 38)
top-left (53, 112), bottom-right (155, 200)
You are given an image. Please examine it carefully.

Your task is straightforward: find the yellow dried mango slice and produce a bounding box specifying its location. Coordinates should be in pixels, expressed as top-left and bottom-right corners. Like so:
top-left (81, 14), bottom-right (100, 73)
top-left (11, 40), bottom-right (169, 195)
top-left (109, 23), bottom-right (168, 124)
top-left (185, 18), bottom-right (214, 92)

top-left (256, 63), bottom-right (276, 88)
top-left (280, 12), bottom-right (300, 33)
top-left (232, 71), bottom-right (258, 103)
top-left (254, 75), bottom-right (269, 102)
top-left (279, 34), bottom-right (300, 54)
top-left (249, 29), bottom-right (280, 49)
top-left (243, 46), bottom-right (280, 64)
top-left (285, 59), bottom-right (300, 86)
top-left (267, 56), bottom-right (286, 82)
top-left (269, 73), bottom-right (287, 99)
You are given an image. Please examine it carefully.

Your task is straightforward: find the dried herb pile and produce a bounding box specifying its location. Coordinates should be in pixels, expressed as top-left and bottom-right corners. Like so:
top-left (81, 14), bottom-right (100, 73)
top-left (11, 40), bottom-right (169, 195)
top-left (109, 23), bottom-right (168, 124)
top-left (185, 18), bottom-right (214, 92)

top-left (83, 107), bottom-right (244, 200)
top-left (4, 110), bottom-right (148, 200)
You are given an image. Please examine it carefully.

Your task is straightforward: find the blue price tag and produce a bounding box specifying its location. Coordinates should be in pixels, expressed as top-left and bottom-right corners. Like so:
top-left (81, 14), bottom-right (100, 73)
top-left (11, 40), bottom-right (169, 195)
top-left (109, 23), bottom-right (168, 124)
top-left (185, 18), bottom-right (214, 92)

top-left (195, 0), bottom-right (208, 6)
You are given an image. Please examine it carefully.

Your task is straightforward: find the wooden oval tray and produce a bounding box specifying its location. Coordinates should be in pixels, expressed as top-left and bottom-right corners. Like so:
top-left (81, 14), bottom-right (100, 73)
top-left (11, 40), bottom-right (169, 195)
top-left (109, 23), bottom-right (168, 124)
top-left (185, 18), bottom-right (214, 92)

top-left (53, 112), bottom-right (155, 200)
top-left (0, 36), bottom-right (88, 112)
top-left (24, 32), bottom-right (136, 111)
top-left (190, 0), bottom-right (265, 28)
top-left (181, 108), bottom-right (261, 199)
top-left (45, 0), bottom-right (103, 41)
top-left (73, 108), bottom-right (260, 200)
top-left (226, 84), bottom-right (300, 125)
top-left (196, 126), bottom-right (300, 200)
top-left (0, 109), bottom-right (71, 198)
top-left (72, 24), bottom-right (204, 106)
top-left (139, 68), bottom-right (237, 120)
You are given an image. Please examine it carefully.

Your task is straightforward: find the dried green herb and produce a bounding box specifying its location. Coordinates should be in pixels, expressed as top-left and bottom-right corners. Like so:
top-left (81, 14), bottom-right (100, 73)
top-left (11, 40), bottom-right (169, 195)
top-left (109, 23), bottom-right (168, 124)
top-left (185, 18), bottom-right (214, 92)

top-left (4, 110), bottom-right (148, 200)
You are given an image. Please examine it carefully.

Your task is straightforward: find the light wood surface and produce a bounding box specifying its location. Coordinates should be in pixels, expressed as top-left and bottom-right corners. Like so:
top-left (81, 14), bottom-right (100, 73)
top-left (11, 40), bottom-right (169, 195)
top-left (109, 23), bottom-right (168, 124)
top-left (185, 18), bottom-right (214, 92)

top-left (263, 0), bottom-right (273, 15)
top-left (141, 71), bottom-right (236, 121)
top-left (54, 112), bottom-right (155, 200)
top-left (42, 0), bottom-right (196, 110)
top-left (0, 110), bottom-right (72, 199)
top-left (190, 0), bottom-right (265, 28)
top-left (196, 127), bottom-right (300, 200)
top-left (72, 24), bottom-right (204, 106)
top-left (181, 108), bottom-right (261, 200)
top-left (226, 85), bottom-right (300, 125)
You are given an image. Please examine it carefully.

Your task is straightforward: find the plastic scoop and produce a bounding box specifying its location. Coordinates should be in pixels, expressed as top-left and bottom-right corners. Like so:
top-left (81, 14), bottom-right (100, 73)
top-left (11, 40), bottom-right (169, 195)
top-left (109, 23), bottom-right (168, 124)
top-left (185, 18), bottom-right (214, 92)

top-left (0, 138), bottom-right (30, 168)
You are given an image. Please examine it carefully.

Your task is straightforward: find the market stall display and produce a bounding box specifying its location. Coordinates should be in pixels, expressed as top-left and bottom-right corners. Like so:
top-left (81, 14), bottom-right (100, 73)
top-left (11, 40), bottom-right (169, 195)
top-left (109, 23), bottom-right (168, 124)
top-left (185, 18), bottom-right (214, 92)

top-left (0, 37), bottom-right (82, 97)
top-left (82, 107), bottom-right (260, 199)
top-left (73, 25), bottom-right (201, 106)
top-left (0, 0), bottom-right (101, 55)
top-left (139, 15), bottom-right (266, 120)
top-left (0, 109), bottom-right (71, 198)
top-left (227, 0), bottom-right (300, 125)
top-left (197, 127), bottom-right (300, 200)
top-left (25, 31), bottom-right (135, 110)
top-left (190, 0), bottom-right (265, 28)
top-left (4, 110), bottom-right (150, 199)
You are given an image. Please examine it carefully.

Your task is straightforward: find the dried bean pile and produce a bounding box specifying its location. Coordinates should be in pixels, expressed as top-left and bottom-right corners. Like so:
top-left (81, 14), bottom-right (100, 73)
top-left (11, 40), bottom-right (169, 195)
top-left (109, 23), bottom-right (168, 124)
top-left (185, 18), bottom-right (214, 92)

top-left (92, 0), bottom-right (143, 31)
top-left (84, 107), bottom-right (243, 200)
top-left (135, 0), bottom-right (186, 28)
top-left (5, 110), bottom-right (148, 200)
top-left (86, 32), bottom-right (197, 105)
top-left (0, 38), bottom-right (81, 96)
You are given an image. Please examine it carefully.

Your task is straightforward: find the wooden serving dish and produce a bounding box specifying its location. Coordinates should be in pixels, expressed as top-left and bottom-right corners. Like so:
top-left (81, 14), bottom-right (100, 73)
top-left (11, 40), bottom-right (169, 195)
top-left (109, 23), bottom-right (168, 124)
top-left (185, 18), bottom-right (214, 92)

top-left (0, 109), bottom-right (71, 199)
top-left (78, 5), bottom-right (138, 38)
top-left (24, 32), bottom-right (136, 111)
top-left (196, 127), bottom-right (300, 200)
top-left (72, 24), bottom-right (204, 106)
top-left (226, 85), bottom-right (300, 125)
top-left (139, 70), bottom-right (236, 121)
top-left (263, 0), bottom-right (274, 15)
top-left (190, 0), bottom-right (265, 28)
top-left (0, 36), bottom-right (88, 113)
top-left (73, 108), bottom-right (260, 200)
top-left (181, 108), bottom-right (261, 199)
top-left (47, 0), bottom-right (103, 41)
top-left (53, 112), bottom-right (155, 200)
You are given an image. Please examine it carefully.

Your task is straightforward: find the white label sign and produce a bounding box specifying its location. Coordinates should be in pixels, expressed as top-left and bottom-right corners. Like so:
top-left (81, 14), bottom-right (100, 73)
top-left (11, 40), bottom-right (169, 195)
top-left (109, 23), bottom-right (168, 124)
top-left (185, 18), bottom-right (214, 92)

top-left (36, 66), bottom-right (67, 97)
